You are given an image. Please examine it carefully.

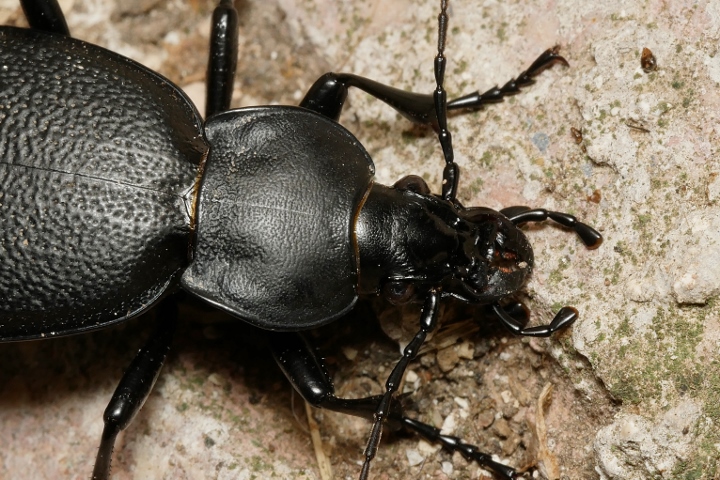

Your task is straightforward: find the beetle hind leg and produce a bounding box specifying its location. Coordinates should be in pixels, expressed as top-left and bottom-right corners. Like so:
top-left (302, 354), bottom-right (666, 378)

top-left (92, 301), bottom-right (177, 480)
top-left (19, 0), bottom-right (69, 36)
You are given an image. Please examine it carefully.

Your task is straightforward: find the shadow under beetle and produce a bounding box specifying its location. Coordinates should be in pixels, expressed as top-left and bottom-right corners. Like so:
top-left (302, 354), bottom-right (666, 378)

top-left (0, 0), bottom-right (603, 478)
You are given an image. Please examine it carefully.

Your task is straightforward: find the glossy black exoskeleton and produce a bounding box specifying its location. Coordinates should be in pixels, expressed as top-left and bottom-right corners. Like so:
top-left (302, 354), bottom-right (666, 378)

top-left (0, 0), bottom-right (602, 479)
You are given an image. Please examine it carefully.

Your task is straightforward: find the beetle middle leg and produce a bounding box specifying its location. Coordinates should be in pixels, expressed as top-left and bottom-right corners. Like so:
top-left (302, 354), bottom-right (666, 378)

top-left (269, 328), bottom-right (519, 480)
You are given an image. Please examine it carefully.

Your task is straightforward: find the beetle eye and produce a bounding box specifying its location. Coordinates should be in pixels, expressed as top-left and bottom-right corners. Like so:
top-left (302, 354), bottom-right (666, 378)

top-left (382, 281), bottom-right (415, 304)
top-left (394, 175), bottom-right (430, 195)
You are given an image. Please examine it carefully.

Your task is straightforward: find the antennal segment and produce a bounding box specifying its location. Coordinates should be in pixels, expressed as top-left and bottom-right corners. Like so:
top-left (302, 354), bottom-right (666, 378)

top-left (435, 1), bottom-right (458, 202)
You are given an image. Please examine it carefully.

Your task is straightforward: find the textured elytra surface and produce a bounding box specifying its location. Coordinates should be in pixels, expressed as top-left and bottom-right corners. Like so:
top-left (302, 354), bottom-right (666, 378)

top-left (0, 27), bottom-right (205, 339)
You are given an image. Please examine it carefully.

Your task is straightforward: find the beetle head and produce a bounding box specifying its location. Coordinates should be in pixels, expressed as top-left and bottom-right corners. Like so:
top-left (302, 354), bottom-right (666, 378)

top-left (356, 176), bottom-right (533, 305)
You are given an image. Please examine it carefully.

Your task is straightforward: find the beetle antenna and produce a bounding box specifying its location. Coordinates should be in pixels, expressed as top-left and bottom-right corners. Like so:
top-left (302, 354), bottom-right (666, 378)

top-left (360, 290), bottom-right (441, 480)
top-left (435, 0), bottom-right (457, 202)
top-left (359, 5), bottom-right (455, 479)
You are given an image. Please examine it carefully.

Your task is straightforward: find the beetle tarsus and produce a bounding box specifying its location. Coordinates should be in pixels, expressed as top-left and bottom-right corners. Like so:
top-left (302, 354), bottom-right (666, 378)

top-left (447, 45), bottom-right (568, 111)
top-left (401, 417), bottom-right (518, 479)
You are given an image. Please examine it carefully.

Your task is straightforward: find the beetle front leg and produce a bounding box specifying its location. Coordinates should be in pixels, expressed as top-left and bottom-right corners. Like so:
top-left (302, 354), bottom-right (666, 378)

top-left (20, 0), bottom-right (69, 36)
top-left (205, 0), bottom-right (239, 118)
top-left (92, 301), bottom-right (177, 480)
top-left (268, 331), bottom-right (392, 423)
top-left (401, 417), bottom-right (518, 480)
top-left (268, 329), bottom-right (519, 479)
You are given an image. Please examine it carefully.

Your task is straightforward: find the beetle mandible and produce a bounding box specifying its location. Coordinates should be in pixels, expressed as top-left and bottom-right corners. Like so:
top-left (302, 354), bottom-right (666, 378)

top-left (0, 0), bottom-right (602, 478)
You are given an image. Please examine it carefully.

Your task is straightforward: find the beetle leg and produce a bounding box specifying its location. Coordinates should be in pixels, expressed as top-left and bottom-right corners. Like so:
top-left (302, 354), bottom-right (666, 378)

top-left (501, 206), bottom-right (603, 249)
top-left (205, 0), bottom-right (239, 118)
top-left (268, 319), bottom-right (518, 479)
top-left (92, 301), bottom-right (177, 480)
top-left (300, 72), bottom-right (438, 126)
top-left (490, 301), bottom-right (530, 327)
top-left (446, 46), bottom-right (568, 112)
top-left (400, 417), bottom-right (518, 479)
top-left (300, 48), bottom-right (567, 128)
top-left (300, 47), bottom-right (565, 203)
top-left (269, 331), bottom-right (401, 425)
top-left (19, 0), bottom-right (69, 36)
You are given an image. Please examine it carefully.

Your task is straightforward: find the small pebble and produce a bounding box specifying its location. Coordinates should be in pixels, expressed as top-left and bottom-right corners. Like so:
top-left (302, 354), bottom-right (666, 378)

top-left (406, 449), bottom-right (424, 466)
top-left (436, 347), bottom-right (459, 372)
top-left (342, 346), bottom-right (357, 361)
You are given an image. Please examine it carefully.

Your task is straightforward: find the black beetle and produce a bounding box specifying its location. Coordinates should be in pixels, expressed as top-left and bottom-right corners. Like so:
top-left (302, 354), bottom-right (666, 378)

top-left (0, 0), bottom-right (602, 478)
